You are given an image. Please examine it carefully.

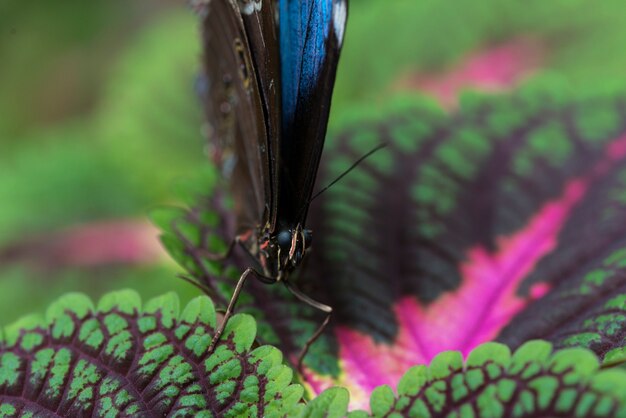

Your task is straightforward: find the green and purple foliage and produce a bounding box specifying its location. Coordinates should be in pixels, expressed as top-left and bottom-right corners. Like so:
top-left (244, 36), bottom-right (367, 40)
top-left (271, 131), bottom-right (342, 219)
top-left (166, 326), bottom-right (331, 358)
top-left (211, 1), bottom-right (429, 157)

top-left (0, 293), bottom-right (625, 416)
top-left (4, 1), bottom-right (626, 416)
top-left (146, 80), bottom-right (626, 414)
top-left (0, 291), bottom-right (305, 416)
top-left (299, 80), bottom-right (626, 405)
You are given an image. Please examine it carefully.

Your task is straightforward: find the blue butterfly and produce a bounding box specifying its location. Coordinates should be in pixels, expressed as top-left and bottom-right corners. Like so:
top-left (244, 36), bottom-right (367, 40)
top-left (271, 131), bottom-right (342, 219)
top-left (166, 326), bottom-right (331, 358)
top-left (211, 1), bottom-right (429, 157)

top-left (197, 0), bottom-right (348, 367)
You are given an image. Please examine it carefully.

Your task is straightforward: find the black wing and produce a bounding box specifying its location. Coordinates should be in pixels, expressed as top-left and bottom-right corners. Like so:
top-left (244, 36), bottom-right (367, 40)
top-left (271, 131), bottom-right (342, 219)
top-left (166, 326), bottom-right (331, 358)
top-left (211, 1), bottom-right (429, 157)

top-left (275, 0), bottom-right (348, 230)
top-left (199, 0), bottom-right (280, 232)
top-left (238, 0), bottom-right (283, 231)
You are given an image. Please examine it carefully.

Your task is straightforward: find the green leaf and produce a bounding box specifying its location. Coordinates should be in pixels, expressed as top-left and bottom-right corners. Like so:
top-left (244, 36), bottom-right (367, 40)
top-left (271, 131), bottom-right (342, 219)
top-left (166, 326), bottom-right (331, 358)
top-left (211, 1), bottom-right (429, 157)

top-left (301, 387), bottom-right (350, 418)
top-left (369, 385), bottom-right (395, 416)
top-left (0, 291), bottom-right (304, 416)
top-left (351, 341), bottom-right (626, 417)
top-left (149, 206), bottom-right (189, 234)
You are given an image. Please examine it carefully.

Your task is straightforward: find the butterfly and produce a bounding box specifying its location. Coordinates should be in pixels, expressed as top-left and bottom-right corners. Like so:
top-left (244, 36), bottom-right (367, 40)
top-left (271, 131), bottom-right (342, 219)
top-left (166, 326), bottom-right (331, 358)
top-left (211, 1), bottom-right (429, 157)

top-left (196, 0), bottom-right (348, 367)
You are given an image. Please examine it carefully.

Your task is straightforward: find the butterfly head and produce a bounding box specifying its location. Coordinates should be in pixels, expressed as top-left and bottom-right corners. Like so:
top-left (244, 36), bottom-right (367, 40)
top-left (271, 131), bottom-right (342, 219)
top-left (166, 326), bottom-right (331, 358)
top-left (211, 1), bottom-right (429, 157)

top-left (259, 224), bottom-right (312, 280)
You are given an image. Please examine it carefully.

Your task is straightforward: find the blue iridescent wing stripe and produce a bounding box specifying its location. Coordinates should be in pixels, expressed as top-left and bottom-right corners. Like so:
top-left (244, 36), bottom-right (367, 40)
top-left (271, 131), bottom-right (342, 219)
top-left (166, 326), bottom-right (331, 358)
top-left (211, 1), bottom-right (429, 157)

top-left (276, 0), bottom-right (348, 228)
top-left (279, 0), bottom-right (345, 133)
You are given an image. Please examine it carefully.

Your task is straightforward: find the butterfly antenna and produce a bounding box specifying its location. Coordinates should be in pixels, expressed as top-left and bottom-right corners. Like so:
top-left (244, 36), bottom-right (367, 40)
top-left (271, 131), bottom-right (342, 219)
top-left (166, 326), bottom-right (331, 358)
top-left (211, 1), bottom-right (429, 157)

top-left (309, 142), bottom-right (388, 203)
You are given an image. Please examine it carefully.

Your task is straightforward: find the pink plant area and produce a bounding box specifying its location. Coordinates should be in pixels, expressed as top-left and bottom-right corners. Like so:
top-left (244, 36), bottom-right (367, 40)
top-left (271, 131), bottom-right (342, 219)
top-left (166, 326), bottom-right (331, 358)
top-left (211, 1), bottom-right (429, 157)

top-left (395, 38), bottom-right (545, 109)
top-left (0, 219), bottom-right (165, 269)
top-left (303, 135), bottom-right (626, 410)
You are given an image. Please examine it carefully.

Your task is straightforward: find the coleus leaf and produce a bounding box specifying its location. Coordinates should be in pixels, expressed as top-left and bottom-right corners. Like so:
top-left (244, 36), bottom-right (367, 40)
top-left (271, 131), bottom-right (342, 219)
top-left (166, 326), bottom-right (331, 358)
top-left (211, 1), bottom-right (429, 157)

top-left (341, 341), bottom-right (626, 417)
top-left (163, 79), bottom-right (626, 408)
top-left (0, 290), bottom-right (304, 417)
top-left (300, 80), bottom-right (626, 405)
top-left (301, 387), bottom-right (350, 418)
top-left (4, 293), bottom-right (626, 416)
top-left (395, 38), bottom-right (545, 109)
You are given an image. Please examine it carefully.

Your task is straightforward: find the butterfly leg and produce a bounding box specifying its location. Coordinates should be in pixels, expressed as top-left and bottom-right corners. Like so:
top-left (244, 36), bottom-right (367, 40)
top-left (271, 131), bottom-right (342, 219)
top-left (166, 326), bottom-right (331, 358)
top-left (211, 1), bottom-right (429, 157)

top-left (208, 267), bottom-right (277, 354)
top-left (283, 280), bottom-right (333, 373)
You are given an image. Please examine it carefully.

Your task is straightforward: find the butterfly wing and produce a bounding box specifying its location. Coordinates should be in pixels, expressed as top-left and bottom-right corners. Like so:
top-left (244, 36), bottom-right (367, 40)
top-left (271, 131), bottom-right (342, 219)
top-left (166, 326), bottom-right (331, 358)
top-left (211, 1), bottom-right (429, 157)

top-left (275, 0), bottom-right (348, 229)
top-left (199, 0), bottom-right (278, 232)
top-left (238, 0), bottom-right (282, 230)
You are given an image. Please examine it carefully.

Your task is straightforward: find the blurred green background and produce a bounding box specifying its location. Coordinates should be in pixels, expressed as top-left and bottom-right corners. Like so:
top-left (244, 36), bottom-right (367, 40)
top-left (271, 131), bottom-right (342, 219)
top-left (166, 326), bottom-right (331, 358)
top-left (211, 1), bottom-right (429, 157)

top-left (2, 0), bottom-right (626, 325)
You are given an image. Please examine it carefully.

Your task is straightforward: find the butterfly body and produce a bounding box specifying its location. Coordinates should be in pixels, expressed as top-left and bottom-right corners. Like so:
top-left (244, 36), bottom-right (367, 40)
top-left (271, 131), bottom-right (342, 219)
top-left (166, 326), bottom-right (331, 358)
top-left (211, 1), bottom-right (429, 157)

top-left (199, 0), bottom-right (347, 364)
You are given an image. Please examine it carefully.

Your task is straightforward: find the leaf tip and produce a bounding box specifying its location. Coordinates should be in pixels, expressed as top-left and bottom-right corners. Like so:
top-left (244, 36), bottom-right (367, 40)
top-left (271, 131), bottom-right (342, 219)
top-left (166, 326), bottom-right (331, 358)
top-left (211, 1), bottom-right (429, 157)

top-left (97, 289), bottom-right (141, 315)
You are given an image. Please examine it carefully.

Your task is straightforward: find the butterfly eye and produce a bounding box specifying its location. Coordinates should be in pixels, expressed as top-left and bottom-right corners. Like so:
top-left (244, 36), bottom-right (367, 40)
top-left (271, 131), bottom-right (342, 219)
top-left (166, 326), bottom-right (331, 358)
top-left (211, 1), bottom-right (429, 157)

top-left (277, 230), bottom-right (292, 250)
top-left (303, 229), bottom-right (313, 248)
